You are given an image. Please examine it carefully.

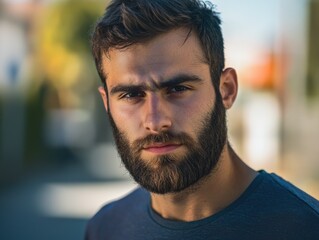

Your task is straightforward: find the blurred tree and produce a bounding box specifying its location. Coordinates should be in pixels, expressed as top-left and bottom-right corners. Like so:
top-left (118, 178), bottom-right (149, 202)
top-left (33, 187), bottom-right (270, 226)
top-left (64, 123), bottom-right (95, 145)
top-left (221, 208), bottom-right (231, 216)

top-left (33, 0), bottom-right (105, 109)
top-left (24, 0), bottom-right (107, 165)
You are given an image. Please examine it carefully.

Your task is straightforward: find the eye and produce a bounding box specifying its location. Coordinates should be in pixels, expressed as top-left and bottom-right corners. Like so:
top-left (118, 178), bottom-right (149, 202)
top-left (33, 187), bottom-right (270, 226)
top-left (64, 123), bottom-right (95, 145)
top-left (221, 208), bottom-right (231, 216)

top-left (120, 91), bottom-right (145, 101)
top-left (167, 85), bottom-right (190, 94)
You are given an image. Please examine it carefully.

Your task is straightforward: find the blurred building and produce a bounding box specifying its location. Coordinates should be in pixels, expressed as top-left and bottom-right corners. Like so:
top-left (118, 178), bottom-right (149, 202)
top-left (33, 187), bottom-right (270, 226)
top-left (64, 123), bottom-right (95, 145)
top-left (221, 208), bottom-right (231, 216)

top-left (218, 0), bottom-right (319, 192)
top-left (0, 0), bottom-right (40, 182)
top-left (0, 0), bottom-right (318, 193)
top-left (0, 1), bottom-right (319, 239)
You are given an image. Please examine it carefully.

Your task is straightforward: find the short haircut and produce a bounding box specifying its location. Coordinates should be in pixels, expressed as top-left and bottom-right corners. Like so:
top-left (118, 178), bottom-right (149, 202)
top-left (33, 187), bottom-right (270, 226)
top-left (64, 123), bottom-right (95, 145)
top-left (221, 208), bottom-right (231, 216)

top-left (91, 0), bottom-right (224, 92)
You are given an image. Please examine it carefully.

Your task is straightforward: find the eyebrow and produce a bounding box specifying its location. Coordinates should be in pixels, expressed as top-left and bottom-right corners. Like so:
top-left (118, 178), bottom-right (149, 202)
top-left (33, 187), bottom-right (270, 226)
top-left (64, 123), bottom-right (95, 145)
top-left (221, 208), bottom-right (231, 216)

top-left (109, 74), bottom-right (203, 96)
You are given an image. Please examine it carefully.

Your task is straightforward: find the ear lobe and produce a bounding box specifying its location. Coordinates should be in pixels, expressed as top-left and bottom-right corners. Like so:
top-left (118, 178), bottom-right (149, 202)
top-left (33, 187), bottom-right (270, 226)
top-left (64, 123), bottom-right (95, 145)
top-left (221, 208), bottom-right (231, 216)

top-left (98, 86), bottom-right (108, 112)
top-left (219, 68), bottom-right (238, 109)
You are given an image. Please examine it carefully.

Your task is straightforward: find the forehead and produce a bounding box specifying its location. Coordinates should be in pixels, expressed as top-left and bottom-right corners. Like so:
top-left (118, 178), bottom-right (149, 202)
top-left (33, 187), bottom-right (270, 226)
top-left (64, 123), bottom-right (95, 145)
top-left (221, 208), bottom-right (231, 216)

top-left (102, 28), bottom-right (208, 86)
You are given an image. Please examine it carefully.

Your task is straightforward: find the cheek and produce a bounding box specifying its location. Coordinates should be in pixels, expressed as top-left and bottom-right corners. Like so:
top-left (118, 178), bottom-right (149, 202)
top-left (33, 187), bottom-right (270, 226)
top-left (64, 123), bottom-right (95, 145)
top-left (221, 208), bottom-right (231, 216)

top-left (172, 103), bottom-right (209, 139)
top-left (110, 103), bottom-right (142, 136)
top-left (173, 93), bottom-right (214, 125)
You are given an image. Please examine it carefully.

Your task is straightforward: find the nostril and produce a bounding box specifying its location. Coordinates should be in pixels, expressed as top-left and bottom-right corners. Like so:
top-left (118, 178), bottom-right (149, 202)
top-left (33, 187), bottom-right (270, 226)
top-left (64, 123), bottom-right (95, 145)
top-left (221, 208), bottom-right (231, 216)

top-left (144, 114), bottom-right (172, 133)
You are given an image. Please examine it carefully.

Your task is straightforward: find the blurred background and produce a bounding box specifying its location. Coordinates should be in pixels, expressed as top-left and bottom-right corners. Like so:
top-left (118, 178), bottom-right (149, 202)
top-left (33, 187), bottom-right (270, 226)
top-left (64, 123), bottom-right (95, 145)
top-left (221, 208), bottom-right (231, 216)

top-left (0, 0), bottom-right (318, 239)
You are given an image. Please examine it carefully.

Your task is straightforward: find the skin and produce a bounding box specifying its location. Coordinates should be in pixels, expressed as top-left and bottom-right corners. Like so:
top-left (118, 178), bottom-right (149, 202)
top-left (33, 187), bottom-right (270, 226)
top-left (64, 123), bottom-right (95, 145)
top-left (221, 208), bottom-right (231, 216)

top-left (99, 28), bottom-right (258, 222)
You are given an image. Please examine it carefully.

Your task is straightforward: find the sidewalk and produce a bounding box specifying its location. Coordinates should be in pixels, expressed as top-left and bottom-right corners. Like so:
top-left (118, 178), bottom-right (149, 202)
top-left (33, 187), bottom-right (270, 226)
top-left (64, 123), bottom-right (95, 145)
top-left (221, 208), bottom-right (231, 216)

top-left (0, 163), bottom-right (136, 240)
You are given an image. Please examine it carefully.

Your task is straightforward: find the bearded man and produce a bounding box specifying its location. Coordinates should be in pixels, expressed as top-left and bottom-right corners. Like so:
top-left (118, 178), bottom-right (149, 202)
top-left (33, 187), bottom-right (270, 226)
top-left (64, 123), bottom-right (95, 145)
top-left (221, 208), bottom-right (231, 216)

top-left (85, 0), bottom-right (319, 239)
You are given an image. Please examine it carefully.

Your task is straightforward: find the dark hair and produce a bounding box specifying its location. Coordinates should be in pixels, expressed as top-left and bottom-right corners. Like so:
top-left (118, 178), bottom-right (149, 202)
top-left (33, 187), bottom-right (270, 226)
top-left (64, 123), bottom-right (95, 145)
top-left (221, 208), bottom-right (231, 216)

top-left (91, 0), bottom-right (224, 92)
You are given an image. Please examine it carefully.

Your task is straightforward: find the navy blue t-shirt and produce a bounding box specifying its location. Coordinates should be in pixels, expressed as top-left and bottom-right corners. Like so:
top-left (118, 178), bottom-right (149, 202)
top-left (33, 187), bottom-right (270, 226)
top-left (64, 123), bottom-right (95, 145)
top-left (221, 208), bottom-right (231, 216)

top-left (85, 171), bottom-right (319, 240)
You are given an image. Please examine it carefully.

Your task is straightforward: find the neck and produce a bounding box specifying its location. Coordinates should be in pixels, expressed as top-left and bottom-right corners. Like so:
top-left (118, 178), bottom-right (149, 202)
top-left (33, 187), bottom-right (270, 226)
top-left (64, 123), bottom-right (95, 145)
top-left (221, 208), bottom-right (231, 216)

top-left (150, 144), bottom-right (257, 222)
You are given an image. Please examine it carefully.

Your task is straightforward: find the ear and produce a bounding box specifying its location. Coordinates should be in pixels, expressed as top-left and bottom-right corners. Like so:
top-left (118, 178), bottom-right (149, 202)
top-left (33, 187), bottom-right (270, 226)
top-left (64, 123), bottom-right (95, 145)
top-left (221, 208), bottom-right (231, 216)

top-left (219, 68), bottom-right (238, 109)
top-left (98, 86), bottom-right (108, 112)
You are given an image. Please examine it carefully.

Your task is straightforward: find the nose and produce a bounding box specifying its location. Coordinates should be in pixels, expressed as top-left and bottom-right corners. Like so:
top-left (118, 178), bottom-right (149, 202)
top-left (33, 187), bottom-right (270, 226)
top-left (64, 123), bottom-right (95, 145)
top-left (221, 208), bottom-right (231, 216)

top-left (143, 93), bottom-right (172, 133)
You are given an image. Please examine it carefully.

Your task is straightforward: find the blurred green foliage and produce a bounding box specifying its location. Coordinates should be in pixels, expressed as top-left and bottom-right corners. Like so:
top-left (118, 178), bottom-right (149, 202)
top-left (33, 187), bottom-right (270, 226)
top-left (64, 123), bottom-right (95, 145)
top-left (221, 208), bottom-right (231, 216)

top-left (25, 0), bottom-right (108, 164)
top-left (32, 0), bottom-right (106, 108)
top-left (45, 0), bottom-right (104, 53)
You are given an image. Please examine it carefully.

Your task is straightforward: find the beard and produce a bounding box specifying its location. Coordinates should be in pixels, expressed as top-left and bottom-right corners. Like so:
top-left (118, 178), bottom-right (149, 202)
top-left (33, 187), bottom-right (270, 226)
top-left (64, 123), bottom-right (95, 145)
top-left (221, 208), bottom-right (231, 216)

top-left (107, 93), bottom-right (227, 194)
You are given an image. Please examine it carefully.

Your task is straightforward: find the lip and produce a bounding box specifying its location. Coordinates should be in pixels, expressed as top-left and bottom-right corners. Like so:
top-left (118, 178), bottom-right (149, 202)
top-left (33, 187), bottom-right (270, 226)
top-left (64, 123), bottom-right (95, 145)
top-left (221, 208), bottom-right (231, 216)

top-left (143, 143), bottom-right (182, 154)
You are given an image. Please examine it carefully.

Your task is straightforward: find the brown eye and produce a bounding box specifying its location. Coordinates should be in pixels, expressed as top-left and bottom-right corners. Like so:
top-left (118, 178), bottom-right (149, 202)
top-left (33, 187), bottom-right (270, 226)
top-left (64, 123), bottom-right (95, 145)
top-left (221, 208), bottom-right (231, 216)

top-left (121, 91), bottom-right (145, 100)
top-left (167, 85), bottom-right (189, 94)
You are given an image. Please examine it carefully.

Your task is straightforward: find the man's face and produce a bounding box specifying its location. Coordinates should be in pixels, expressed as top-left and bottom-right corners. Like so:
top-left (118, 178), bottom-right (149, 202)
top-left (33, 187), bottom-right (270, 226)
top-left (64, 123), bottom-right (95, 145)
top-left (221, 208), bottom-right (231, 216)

top-left (100, 28), bottom-right (227, 194)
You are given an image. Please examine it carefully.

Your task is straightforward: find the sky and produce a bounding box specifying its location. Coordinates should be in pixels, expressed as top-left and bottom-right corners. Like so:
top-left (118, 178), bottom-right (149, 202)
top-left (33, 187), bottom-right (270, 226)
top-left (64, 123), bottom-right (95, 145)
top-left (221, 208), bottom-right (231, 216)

top-left (212, 0), bottom-right (282, 68)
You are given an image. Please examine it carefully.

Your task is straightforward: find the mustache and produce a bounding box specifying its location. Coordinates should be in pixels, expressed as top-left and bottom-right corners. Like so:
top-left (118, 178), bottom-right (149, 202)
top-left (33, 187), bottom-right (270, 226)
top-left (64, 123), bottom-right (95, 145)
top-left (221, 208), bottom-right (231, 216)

top-left (131, 132), bottom-right (194, 151)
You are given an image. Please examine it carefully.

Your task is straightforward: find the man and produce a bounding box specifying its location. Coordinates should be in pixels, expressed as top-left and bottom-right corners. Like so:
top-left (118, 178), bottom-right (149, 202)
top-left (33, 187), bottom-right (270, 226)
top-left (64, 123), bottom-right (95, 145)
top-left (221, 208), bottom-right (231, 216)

top-left (86, 0), bottom-right (319, 239)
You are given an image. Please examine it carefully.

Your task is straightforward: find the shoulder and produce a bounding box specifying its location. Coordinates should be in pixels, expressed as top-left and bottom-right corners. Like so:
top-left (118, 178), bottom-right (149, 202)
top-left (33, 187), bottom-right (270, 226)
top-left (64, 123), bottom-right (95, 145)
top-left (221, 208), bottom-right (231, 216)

top-left (85, 187), bottom-right (150, 239)
top-left (259, 171), bottom-right (319, 215)
top-left (89, 186), bottom-right (149, 222)
top-left (267, 172), bottom-right (319, 214)
top-left (225, 171), bottom-right (319, 239)
top-left (252, 171), bottom-right (319, 230)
